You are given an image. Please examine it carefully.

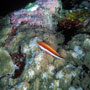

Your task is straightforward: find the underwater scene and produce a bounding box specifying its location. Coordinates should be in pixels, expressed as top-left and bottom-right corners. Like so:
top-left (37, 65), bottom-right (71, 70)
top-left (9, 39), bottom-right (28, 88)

top-left (0, 0), bottom-right (90, 90)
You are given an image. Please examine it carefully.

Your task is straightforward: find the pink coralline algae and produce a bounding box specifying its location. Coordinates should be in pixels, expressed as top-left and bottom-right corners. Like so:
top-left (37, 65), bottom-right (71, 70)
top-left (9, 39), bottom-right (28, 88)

top-left (36, 0), bottom-right (60, 14)
top-left (10, 8), bottom-right (45, 27)
top-left (10, 0), bottom-right (60, 31)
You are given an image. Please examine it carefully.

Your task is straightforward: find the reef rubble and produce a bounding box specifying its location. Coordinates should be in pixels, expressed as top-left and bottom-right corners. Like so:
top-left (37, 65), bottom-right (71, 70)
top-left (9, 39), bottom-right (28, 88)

top-left (0, 0), bottom-right (90, 90)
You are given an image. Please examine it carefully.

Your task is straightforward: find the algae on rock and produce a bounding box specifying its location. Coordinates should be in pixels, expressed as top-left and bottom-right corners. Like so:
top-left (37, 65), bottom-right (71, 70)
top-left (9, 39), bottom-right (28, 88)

top-left (0, 48), bottom-right (14, 77)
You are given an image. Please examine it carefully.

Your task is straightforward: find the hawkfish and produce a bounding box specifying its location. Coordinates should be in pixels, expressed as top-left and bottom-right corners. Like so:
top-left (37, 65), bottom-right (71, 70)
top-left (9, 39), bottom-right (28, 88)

top-left (37, 41), bottom-right (64, 60)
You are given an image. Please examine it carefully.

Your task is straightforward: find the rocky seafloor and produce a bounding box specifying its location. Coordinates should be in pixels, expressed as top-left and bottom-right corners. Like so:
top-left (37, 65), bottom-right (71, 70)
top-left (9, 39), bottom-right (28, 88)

top-left (0, 0), bottom-right (90, 90)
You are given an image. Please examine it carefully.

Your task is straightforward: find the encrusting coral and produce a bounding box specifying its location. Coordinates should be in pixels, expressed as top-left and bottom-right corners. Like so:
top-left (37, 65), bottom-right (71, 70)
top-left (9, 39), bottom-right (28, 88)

top-left (0, 0), bottom-right (90, 90)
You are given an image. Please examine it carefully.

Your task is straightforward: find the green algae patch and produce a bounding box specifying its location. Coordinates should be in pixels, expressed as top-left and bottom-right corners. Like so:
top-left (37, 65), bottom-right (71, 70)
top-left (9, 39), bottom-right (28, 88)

top-left (0, 48), bottom-right (14, 76)
top-left (65, 9), bottom-right (90, 22)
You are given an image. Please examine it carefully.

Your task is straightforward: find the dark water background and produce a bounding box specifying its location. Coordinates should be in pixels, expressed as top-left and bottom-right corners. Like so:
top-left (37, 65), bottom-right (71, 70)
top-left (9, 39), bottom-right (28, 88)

top-left (0, 0), bottom-right (84, 16)
top-left (0, 0), bottom-right (35, 16)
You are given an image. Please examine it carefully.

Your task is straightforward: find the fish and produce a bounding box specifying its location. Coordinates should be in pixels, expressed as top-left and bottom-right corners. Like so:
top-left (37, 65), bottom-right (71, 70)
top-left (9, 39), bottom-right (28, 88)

top-left (37, 41), bottom-right (64, 59)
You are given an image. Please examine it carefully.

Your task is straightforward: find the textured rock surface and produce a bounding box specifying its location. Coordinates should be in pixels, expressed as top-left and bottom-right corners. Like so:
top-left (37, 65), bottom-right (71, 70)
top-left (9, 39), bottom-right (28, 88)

top-left (0, 48), bottom-right (14, 76)
top-left (0, 0), bottom-right (90, 90)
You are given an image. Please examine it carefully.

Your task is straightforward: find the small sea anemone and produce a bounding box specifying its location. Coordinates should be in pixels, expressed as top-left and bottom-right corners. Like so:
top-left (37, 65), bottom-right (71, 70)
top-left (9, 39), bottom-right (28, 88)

top-left (58, 19), bottom-right (82, 30)
top-left (10, 46), bottom-right (26, 79)
top-left (57, 9), bottom-right (90, 31)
